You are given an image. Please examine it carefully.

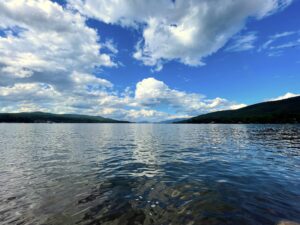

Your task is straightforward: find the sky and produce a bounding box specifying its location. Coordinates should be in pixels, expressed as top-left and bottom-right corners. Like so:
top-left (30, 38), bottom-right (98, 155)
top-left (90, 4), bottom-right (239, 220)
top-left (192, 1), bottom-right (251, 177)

top-left (0, 0), bottom-right (299, 122)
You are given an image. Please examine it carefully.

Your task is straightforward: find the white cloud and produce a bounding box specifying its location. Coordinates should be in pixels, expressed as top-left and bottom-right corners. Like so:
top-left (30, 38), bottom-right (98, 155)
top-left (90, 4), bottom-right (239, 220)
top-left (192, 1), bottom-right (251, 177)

top-left (230, 104), bottom-right (247, 110)
top-left (259, 30), bottom-right (300, 55)
top-left (0, 0), bottom-right (117, 86)
top-left (271, 31), bottom-right (297, 39)
top-left (0, 0), bottom-right (127, 118)
top-left (1, 66), bottom-right (33, 78)
top-left (134, 77), bottom-right (245, 115)
top-left (69, 0), bottom-right (293, 70)
top-left (0, 76), bottom-right (246, 122)
top-left (269, 39), bottom-right (300, 50)
top-left (71, 71), bottom-right (113, 88)
top-left (103, 39), bottom-right (119, 55)
top-left (0, 83), bottom-right (61, 108)
top-left (269, 92), bottom-right (300, 101)
top-left (0, 102), bottom-right (48, 113)
top-left (226, 32), bottom-right (257, 52)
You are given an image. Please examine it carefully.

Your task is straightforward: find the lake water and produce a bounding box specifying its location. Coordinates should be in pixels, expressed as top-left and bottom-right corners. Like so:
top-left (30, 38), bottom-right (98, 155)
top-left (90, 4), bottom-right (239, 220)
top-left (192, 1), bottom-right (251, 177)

top-left (0, 124), bottom-right (299, 225)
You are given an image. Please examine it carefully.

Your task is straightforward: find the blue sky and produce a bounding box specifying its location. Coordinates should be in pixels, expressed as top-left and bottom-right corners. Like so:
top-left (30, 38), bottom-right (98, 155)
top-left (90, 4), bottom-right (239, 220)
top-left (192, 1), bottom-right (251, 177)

top-left (0, 0), bottom-right (299, 121)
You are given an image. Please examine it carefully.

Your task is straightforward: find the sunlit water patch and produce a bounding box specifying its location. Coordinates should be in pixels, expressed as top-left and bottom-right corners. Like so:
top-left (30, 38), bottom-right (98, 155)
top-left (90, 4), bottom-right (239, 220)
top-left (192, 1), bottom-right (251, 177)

top-left (0, 124), bottom-right (299, 224)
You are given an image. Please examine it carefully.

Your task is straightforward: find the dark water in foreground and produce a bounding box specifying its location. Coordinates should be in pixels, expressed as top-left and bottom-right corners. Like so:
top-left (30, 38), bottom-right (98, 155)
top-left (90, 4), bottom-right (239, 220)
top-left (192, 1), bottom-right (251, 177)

top-left (0, 124), bottom-right (299, 225)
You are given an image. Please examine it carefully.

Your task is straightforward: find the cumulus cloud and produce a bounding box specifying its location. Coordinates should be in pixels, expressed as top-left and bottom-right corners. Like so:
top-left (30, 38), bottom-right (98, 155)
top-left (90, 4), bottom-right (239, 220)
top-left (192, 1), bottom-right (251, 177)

top-left (0, 83), bottom-right (59, 101)
top-left (0, 0), bottom-right (127, 117)
top-left (71, 71), bottom-right (113, 88)
top-left (134, 77), bottom-right (245, 115)
top-left (0, 0), bottom-right (117, 86)
top-left (69, 0), bottom-right (293, 70)
top-left (268, 92), bottom-right (300, 101)
top-left (0, 75), bottom-right (246, 122)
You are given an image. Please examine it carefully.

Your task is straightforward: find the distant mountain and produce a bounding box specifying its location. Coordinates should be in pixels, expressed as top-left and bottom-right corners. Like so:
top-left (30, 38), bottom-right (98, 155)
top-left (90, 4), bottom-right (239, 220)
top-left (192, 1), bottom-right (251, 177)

top-left (0, 112), bottom-right (129, 123)
top-left (159, 118), bottom-right (188, 123)
top-left (136, 121), bottom-right (152, 124)
top-left (177, 96), bottom-right (300, 124)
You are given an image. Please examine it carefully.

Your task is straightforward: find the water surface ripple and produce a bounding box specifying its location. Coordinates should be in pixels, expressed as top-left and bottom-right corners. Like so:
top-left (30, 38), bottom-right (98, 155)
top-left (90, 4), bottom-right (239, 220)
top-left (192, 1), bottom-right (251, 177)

top-left (0, 124), bottom-right (299, 225)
